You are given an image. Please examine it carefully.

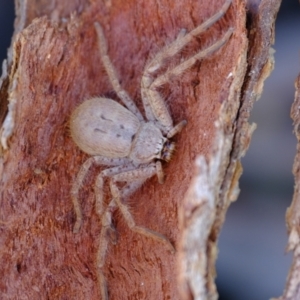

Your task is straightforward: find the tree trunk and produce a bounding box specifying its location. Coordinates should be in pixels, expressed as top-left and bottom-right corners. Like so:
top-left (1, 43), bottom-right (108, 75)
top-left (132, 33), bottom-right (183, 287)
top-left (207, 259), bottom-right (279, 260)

top-left (0, 0), bottom-right (280, 299)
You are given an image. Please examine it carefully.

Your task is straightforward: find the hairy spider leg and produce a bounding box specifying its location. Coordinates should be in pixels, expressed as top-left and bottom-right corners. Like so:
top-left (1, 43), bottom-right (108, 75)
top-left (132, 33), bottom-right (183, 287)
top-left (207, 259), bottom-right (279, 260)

top-left (94, 22), bottom-right (144, 122)
top-left (141, 0), bottom-right (232, 130)
top-left (71, 156), bottom-right (133, 233)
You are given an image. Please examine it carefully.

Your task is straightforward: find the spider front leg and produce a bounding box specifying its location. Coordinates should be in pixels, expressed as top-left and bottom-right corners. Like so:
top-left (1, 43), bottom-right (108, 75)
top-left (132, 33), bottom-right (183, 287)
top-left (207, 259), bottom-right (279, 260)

top-left (142, 27), bottom-right (233, 130)
top-left (151, 28), bottom-right (233, 90)
top-left (145, 0), bottom-right (232, 75)
top-left (141, 0), bottom-right (233, 129)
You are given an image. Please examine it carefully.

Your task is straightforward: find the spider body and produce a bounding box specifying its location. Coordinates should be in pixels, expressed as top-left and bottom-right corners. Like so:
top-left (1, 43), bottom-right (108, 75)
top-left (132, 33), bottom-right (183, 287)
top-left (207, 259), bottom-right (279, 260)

top-left (70, 96), bottom-right (176, 165)
top-left (70, 0), bottom-right (233, 298)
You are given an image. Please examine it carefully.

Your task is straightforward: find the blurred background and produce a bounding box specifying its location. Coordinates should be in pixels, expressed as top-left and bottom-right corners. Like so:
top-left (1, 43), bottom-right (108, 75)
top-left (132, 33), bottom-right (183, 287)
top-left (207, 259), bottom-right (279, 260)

top-left (0, 1), bottom-right (298, 299)
top-left (217, 1), bottom-right (298, 299)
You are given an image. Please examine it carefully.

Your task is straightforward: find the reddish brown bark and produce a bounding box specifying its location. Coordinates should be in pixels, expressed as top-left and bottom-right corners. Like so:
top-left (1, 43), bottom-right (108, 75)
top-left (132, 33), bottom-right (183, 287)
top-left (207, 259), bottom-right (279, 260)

top-left (0, 0), bottom-right (280, 299)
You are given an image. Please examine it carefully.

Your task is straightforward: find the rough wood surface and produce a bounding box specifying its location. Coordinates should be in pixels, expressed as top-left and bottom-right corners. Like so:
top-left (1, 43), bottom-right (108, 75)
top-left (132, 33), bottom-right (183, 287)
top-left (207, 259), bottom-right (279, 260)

top-left (178, 1), bottom-right (281, 298)
top-left (0, 0), bottom-right (280, 299)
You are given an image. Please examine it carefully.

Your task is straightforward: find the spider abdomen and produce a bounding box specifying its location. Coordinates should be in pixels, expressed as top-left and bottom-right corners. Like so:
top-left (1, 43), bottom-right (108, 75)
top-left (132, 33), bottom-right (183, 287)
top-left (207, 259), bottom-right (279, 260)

top-left (70, 97), bottom-right (140, 157)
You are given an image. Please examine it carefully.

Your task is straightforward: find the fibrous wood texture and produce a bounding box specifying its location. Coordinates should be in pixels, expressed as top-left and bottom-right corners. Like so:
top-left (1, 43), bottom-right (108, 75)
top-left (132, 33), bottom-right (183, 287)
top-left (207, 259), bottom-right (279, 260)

top-left (0, 0), bottom-right (280, 299)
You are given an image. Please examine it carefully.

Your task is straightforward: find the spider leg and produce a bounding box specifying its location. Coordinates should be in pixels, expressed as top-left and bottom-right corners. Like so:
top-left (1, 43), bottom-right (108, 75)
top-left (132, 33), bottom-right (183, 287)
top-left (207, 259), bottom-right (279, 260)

top-left (151, 28), bottom-right (233, 89)
top-left (97, 169), bottom-right (148, 242)
top-left (141, 0), bottom-right (232, 129)
top-left (142, 27), bottom-right (233, 130)
top-left (156, 160), bottom-right (164, 184)
top-left (96, 197), bottom-right (117, 300)
top-left (94, 22), bottom-right (144, 122)
top-left (71, 156), bottom-right (131, 233)
top-left (167, 120), bottom-right (187, 139)
top-left (71, 157), bottom-right (95, 233)
top-left (141, 74), bottom-right (173, 128)
top-left (144, 0), bottom-right (232, 74)
top-left (94, 163), bottom-right (136, 219)
top-left (110, 182), bottom-right (175, 253)
top-left (97, 270), bottom-right (108, 300)
top-left (108, 164), bottom-right (175, 253)
top-left (97, 179), bottom-right (144, 263)
top-left (74, 162), bottom-right (144, 300)
top-left (96, 179), bottom-right (145, 300)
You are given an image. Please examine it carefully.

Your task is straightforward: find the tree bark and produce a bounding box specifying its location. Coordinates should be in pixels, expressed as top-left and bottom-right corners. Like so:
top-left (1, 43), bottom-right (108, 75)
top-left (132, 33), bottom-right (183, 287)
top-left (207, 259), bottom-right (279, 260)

top-left (0, 0), bottom-right (280, 299)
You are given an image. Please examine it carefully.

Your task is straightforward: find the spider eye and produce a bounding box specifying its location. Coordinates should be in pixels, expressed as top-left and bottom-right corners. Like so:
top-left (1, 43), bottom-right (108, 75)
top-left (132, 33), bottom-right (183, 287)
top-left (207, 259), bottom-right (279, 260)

top-left (161, 141), bottom-right (175, 162)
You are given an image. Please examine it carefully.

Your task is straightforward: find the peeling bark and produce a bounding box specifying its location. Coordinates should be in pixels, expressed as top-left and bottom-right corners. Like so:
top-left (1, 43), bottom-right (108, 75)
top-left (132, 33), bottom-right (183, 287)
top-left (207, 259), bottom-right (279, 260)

top-left (0, 0), bottom-right (280, 299)
top-left (178, 0), bottom-right (280, 299)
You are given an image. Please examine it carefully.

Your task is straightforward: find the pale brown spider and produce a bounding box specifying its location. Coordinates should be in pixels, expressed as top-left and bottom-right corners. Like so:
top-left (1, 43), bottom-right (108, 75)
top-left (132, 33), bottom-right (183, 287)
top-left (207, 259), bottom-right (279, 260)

top-left (70, 0), bottom-right (233, 298)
